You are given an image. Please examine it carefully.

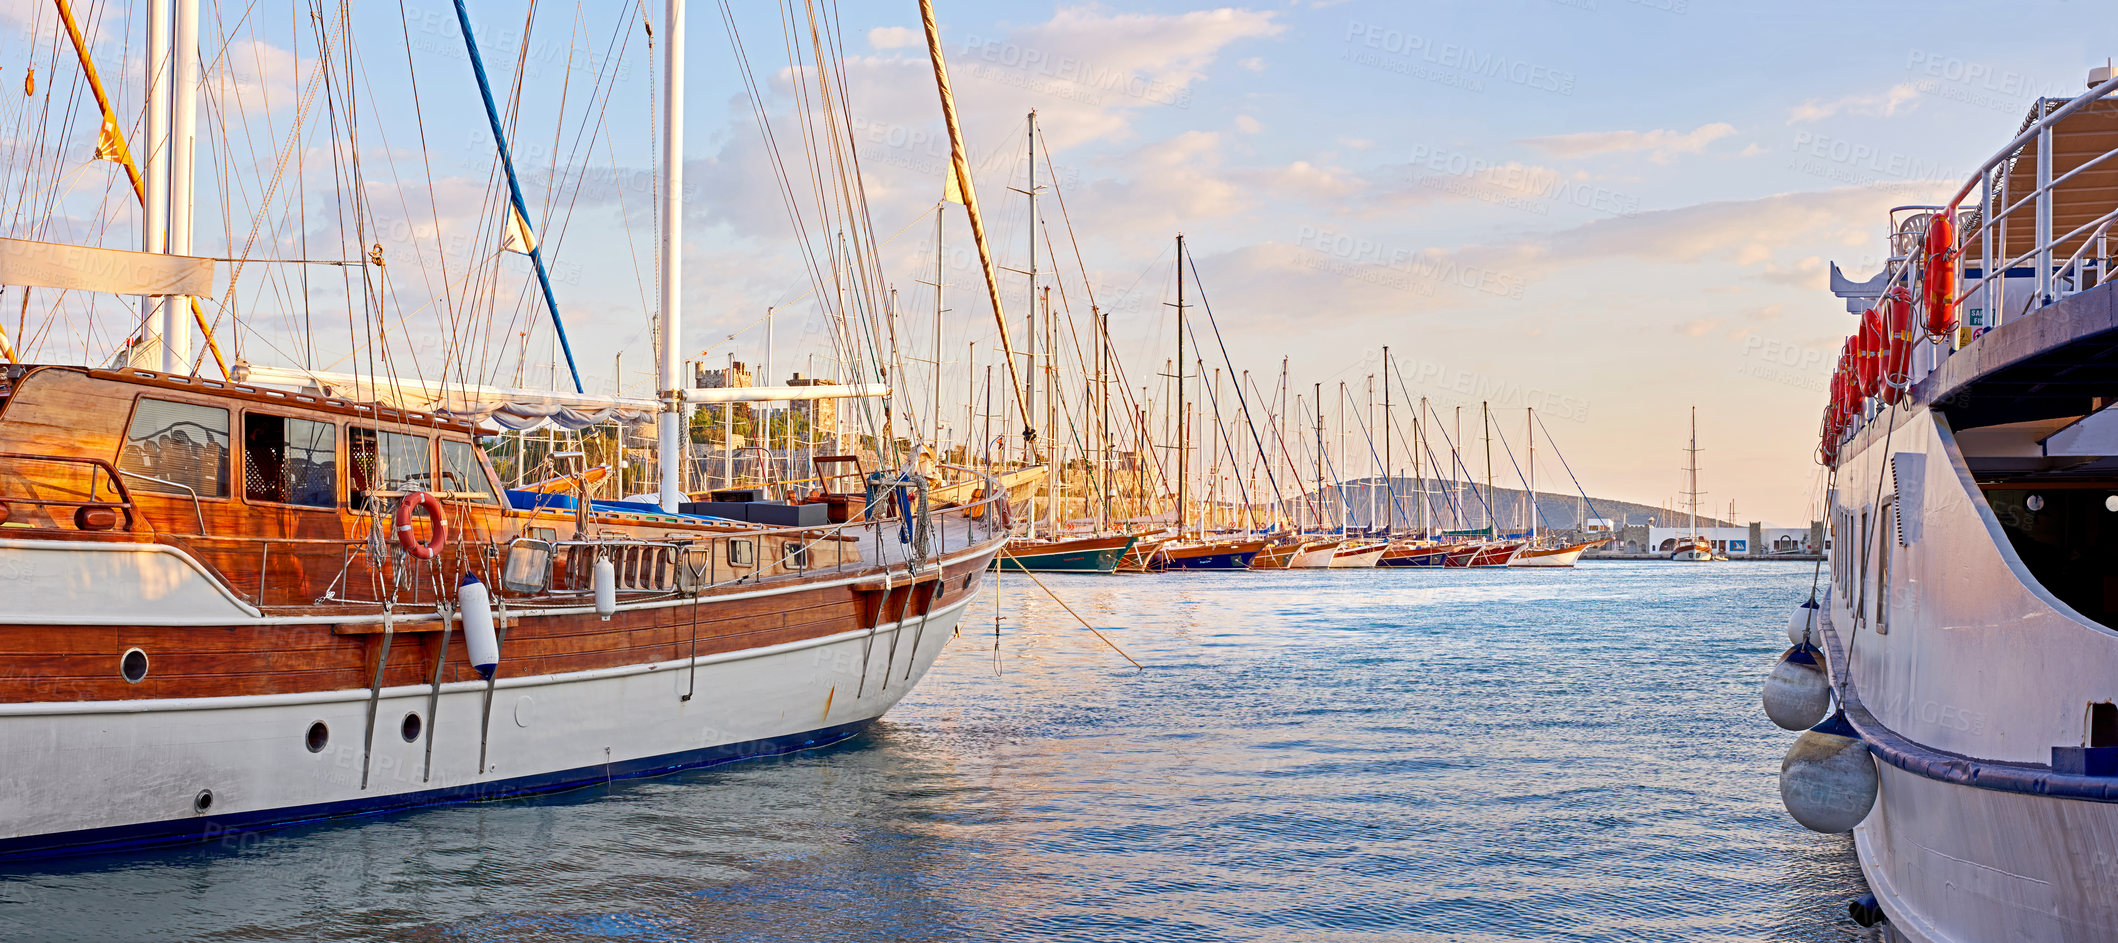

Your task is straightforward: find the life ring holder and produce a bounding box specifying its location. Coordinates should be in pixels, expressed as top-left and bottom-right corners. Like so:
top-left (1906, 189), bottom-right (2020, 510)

top-left (394, 491), bottom-right (449, 560)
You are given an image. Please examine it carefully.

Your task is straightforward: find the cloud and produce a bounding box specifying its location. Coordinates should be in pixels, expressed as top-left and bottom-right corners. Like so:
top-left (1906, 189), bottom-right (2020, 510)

top-left (1235, 114), bottom-right (1263, 134)
top-left (1789, 82), bottom-right (1922, 122)
top-left (868, 26), bottom-right (920, 50)
top-left (1519, 123), bottom-right (1737, 164)
top-left (1239, 56), bottom-right (1266, 72)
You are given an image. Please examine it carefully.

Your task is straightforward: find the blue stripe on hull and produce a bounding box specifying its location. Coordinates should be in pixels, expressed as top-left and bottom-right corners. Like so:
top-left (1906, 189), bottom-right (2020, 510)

top-left (1377, 555), bottom-right (1446, 568)
top-left (0, 720), bottom-right (874, 863)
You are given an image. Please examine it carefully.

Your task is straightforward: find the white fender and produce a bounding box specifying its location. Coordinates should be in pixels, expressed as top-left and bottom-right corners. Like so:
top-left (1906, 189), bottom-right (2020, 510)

top-left (458, 574), bottom-right (499, 680)
top-left (594, 557), bottom-right (617, 619)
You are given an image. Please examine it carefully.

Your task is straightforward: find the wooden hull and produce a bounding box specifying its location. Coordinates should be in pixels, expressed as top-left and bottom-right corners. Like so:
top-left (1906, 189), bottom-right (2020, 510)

top-left (0, 365), bottom-right (1013, 859)
top-left (1160, 538), bottom-right (1270, 570)
top-left (1377, 543), bottom-right (1452, 567)
top-left (1288, 539), bottom-right (1342, 568)
top-left (1444, 540), bottom-right (1525, 568)
top-left (1508, 540), bottom-right (1601, 568)
top-left (994, 533), bottom-right (1135, 573)
top-left (1328, 541), bottom-right (1389, 568)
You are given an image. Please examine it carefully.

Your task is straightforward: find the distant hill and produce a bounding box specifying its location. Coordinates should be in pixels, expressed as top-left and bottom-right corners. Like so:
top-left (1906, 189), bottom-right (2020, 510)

top-left (1274, 477), bottom-right (1736, 531)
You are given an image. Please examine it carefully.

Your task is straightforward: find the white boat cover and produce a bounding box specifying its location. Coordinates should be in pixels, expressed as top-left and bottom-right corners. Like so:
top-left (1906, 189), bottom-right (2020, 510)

top-left (0, 237), bottom-right (216, 298)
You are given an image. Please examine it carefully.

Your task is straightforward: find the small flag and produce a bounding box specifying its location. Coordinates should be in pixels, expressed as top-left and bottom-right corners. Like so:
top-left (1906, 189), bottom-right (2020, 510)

top-left (943, 165), bottom-right (966, 205)
top-left (502, 205), bottom-right (539, 254)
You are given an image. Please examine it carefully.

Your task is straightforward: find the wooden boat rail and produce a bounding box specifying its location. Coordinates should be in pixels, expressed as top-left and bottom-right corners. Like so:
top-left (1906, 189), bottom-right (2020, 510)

top-left (0, 451), bottom-right (138, 531)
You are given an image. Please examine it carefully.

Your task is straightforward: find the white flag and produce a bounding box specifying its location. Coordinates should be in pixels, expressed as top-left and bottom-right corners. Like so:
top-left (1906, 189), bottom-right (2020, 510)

top-left (502, 206), bottom-right (539, 255)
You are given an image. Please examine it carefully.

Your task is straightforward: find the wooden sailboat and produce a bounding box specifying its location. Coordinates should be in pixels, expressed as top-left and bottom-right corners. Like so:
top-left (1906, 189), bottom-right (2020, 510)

top-left (1507, 407), bottom-right (1603, 568)
top-left (0, 0), bottom-right (1013, 859)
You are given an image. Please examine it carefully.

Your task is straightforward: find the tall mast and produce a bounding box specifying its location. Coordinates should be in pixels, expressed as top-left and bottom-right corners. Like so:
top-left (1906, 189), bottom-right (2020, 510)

top-left (932, 204), bottom-right (944, 451)
top-left (1099, 305), bottom-right (1111, 530)
top-left (1454, 406), bottom-right (1464, 531)
top-left (1174, 234), bottom-right (1188, 537)
top-left (1482, 401), bottom-right (1493, 534)
top-left (1383, 348), bottom-right (1391, 535)
top-left (144, 0), bottom-right (170, 370)
top-left (1314, 383), bottom-right (1325, 532)
top-left (1043, 284), bottom-right (1056, 534)
top-left (1416, 397), bottom-right (1427, 536)
top-left (1023, 110), bottom-right (1039, 466)
top-left (1527, 407), bottom-right (1536, 540)
top-left (654, 0), bottom-right (686, 511)
top-left (167, 0), bottom-right (198, 371)
top-left (1688, 405), bottom-right (1700, 538)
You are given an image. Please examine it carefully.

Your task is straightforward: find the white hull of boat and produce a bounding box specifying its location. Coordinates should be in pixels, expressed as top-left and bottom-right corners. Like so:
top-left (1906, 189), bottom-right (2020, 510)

top-left (1507, 545), bottom-right (1586, 567)
top-left (1822, 407), bottom-right (2118, 939)
top-left (0, 561), bottom-right (982, 857)
top-left (1289, 542), bottom-right (1341, 568)
top-left (1327, 543), bottom-right (1388, 568)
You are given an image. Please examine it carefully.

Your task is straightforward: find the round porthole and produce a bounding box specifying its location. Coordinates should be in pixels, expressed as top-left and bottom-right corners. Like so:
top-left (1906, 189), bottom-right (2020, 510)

top-left (305, 721), bottom-right (329, 754)
top-left (2105, 495), bottom-right (2118, 512)
top-left (400, 712), bottom-right (422, 743)
top-left (2027, 494), bottom-right (2046, 511)
top-left (120, 648), bottom-right (149, 684)
top-left (963, 575), bottom-right (974, 593)
top-left (193, 789), bottom-right (214, 814)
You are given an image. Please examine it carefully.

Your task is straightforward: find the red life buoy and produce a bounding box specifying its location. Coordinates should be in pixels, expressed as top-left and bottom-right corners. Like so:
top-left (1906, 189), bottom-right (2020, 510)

top-left (1880, 286), bottom-right (1915, 403)
top-left (394, 491), bottom-right (449, 560)
top-left (1857, 309), bottom-right (1884, 399)
top-left (1924, 213), bottom-right (1959, 336)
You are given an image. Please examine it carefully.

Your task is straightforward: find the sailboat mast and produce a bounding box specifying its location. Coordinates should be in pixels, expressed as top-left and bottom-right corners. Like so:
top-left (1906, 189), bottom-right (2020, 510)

top-left (1688, 405), bottom-right (1699, 538)
top-left (933, 204), bottom-right (945, 451)
top-left (1304, 381), bottom-right (1321, 529)
top-left (144, 0), bottom-right (170, 370)
top-left (1174, 234), bottom-right (1188, 537)
top-left (1383, 347), bottom-right (1392, 535)
top-left (1024, 109), bottom-right (1039, 467)
top-left (1482, 401), bottom-right (1493, 534)
top-left (1527, 407), bottom-right (1536, 540)
top-left (654, 0), bottom-right (685, 511)
top-left (167, 0), bottom-right (198, 371)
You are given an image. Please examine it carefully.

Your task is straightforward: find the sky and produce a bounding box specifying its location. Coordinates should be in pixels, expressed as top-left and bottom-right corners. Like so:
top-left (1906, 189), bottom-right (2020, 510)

top-left (1, 0), bottom-right (2108, 524)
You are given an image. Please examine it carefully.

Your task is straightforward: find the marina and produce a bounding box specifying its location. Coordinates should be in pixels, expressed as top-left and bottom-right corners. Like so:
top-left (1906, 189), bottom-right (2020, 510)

top-left (1, 564), bottom-right (1867, 942)
top-left (0, 0), bottom-right (2111, 939)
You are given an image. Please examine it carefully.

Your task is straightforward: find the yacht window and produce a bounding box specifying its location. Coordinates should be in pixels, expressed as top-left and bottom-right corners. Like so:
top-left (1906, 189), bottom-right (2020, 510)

top-left (348, 427), bottom-right (432, 508)
top-left (243, 414), bottom-right (337, 508)
top-left (118, 398), bottom-right (230, 498)
top-left (439, 439), bottom-right (498, 502)
top-left (728, 538), bottom-right (755, 567)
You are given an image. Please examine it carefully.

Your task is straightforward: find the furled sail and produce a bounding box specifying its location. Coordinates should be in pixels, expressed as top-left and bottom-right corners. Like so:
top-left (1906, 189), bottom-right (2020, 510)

top-left (0, 237), bottom-right (216, 297)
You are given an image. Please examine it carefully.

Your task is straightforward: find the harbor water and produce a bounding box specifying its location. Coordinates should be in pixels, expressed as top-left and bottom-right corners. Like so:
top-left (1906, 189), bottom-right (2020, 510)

top-left (0, 562), bottom-right (1876, 942)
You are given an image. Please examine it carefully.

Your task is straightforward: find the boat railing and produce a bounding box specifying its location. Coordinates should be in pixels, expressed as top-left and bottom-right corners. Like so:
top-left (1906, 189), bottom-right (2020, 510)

top-left (1946, 71), bottom-right (2118, 333)
top-left (1834, 72), bottom-right (2118, 434)
top-left (116, 469), bottom-right (207, 535)
top-left (0, 451), bottom-right (138, 533)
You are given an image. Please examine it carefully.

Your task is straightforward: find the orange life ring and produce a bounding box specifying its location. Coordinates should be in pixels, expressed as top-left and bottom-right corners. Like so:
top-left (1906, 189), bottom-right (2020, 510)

top-left (1924, 213), bottom-right (1959, 336)
top-left (394, 491), bottom-right (449, 560)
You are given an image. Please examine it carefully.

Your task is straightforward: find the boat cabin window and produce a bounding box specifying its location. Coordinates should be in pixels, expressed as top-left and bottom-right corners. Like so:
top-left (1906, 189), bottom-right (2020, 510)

top-left (118, 398), bottom-right (230, 498)
top-left (348, 427), bottom-right (432, 508)
top-left (243, 413), bottom-right (337, 508)
top-left (1984, 486), bottom-right (2118, 628)
top-left (438, 439), bottom-right (498, 502)
top-left (728, 537), bottom-right (755, 567)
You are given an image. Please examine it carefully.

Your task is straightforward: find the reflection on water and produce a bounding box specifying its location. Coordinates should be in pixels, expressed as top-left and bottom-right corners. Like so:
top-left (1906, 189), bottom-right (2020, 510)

top-left (0, 562), bottom-right (1875, 942)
